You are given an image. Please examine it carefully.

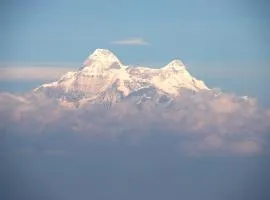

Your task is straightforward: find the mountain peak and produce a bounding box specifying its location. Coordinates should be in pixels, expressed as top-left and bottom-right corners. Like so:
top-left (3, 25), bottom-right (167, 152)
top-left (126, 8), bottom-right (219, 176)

top-left (90, 48), bottom-right (117, 58)
top-left (83, 48), bottom-right (122, 68)
top-left (163, 59), bottom-right (185, 71)
top-left (35, 49), bottom-right (210, 105)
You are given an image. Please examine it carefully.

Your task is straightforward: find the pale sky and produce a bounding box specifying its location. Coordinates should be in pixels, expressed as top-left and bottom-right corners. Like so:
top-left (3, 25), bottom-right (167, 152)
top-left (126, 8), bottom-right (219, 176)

top-left (1, 1), bottom-right (270, 200)
top-left (1, 0), bottom-right (270, 105)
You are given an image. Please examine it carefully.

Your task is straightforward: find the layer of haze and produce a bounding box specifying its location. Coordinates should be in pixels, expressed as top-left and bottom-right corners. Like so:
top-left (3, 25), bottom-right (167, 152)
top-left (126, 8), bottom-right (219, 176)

top-left (1, 89), bottom-right (270, 199)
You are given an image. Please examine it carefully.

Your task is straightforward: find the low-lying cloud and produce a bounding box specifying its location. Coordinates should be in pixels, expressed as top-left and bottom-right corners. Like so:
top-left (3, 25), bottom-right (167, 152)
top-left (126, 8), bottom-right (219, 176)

top-left (1, 90), bottom-right (269, 157)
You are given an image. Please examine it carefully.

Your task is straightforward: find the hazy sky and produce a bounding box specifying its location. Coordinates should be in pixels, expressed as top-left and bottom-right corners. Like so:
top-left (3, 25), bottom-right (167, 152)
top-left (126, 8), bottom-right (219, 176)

top-left (1, 1), bottom-right (270, 199)
top-left (1, 0), bottom-right (270, 104)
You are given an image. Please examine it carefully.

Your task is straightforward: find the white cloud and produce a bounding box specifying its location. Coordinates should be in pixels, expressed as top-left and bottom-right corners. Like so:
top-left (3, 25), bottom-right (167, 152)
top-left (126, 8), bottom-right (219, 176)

top-left (110, 37), bottom-right (149, 46)
top-left (1, 90), bottom-right (270, 156)
top-left (0, 66), bottom-right (76, 81)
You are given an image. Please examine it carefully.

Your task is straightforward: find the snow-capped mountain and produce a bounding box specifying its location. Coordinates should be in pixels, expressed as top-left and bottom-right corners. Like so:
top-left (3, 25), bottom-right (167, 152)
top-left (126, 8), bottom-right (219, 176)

top-left (34, 49), bottom-right (209, 108)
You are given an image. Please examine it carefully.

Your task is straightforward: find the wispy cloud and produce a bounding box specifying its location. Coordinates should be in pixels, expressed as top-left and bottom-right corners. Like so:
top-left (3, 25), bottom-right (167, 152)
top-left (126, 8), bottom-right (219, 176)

top-left (0, 65), bottom-right (76, 81)
top-left (110, 37), bottom-right (149, 46)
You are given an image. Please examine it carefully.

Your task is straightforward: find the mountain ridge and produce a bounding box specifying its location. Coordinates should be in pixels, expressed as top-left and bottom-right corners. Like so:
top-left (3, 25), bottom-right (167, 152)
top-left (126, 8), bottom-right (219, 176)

top-left (34, 49), bottom-right (210, 108)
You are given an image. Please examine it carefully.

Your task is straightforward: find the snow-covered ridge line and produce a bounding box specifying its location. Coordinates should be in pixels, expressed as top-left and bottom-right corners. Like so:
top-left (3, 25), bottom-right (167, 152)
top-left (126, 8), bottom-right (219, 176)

top-left (34, 49), bottom-right (210, 107)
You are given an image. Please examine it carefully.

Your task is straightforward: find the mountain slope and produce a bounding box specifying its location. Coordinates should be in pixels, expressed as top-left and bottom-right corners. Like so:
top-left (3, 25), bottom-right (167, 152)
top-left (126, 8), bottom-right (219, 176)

top-left (34, 49), bottom-right (209, 108)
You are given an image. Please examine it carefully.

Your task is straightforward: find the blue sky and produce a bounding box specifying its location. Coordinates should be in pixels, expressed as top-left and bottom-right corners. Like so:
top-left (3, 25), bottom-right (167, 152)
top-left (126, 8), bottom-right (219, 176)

top-left (1, 0), bottom-right (270, 103)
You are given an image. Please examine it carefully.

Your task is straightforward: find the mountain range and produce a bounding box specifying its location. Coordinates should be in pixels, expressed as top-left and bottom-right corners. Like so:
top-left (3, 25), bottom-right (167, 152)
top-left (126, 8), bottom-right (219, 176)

top-left (34, 49), bottom-right (213, 108)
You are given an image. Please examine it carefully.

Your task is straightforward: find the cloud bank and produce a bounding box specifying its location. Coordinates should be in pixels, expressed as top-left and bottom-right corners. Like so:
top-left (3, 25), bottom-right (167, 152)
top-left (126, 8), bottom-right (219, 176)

top-left (2, 89), bottom-right (270, 200)
top-left (1, 90), bottom-right (269, 157)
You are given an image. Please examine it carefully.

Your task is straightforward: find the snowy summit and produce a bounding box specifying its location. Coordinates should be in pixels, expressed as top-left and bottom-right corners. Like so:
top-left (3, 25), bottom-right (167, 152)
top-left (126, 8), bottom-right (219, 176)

top-left (35, 49), bottom-right (209, 107)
